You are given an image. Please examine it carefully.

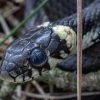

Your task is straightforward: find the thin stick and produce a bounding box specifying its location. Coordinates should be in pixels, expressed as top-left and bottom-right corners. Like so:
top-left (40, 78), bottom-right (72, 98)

top-left (6, 15), bottom-right (26, 35)
top-left (21, 91), bottom-right (100, 99)
top-left (0, 14), bottom-right (13, 41)
top-left (32, 81), bottom-right (48, 100)
top-left (22, 82), bottom-right (31, 100)
top-left (77, 0), bottom-right (82, 100)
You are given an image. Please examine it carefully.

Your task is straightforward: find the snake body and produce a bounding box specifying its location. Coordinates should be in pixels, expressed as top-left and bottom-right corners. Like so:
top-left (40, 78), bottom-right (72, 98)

top-left (1, 0), bottom-right (100, 83)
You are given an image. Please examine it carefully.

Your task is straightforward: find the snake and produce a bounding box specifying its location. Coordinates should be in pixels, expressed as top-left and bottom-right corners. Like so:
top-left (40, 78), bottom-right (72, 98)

top-left (0, 0), bottom-right (100, 83)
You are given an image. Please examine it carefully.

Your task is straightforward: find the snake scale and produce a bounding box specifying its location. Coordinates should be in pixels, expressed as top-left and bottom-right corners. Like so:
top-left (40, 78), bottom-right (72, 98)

top-left (0, 0), bottom-right (100, 83)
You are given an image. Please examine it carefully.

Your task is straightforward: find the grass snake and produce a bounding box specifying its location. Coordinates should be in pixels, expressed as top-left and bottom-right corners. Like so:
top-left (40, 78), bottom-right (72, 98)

top-left (0, 0), bottom-right (100, 83)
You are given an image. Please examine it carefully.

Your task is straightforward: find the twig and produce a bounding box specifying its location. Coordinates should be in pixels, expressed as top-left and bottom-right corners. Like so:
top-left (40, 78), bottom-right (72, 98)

top-left (3, 7), bottom-right (20, 18)
top-left (77, 0), bottom-right (82, 100)
top-left (21, 91), bottom-right (100, 99)
top-left (12, 95), bottom-right (21, 100)
top-left (0, 12), bottom-right (13, 41)
top-left (22, 82), bottom-right (31, 100)
top-left (6, 15), bottom-right (26, 36)
top-left (12, 85), bottom-right (22, 100)
top-left (16, 85), bottom-right (22, 98)
top-left (32, 81), bottom-right (48, 100)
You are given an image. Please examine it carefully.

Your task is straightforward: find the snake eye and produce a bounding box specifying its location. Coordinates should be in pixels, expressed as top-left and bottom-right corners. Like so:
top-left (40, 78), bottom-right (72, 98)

top-left (29, 48), bottom-right (47, 67)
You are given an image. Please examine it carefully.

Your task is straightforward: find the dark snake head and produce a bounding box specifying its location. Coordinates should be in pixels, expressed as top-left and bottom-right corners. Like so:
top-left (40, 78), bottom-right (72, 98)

top-left (0, 26), bottom-right (63, 83)
top-left (0, 22), bottom-right (75, 83)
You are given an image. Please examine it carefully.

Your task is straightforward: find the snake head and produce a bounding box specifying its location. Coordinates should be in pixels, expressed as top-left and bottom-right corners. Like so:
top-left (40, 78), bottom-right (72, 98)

top-left (0, 27), bottom-right (55, 83)
top-left (0, 24), bottom-right (75, 83)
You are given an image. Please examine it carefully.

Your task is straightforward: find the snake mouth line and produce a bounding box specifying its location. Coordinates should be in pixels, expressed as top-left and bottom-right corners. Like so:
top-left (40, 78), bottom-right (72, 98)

top-left (0, 64), bottom-right (49, 83)
top-left (13, 67), bottom-right (49, 83)
top-left (0, 66), bottom-right (32, 83)
top-left (9, 65), bottom-right (30, 77)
